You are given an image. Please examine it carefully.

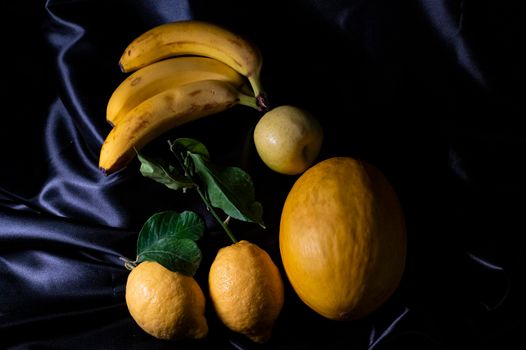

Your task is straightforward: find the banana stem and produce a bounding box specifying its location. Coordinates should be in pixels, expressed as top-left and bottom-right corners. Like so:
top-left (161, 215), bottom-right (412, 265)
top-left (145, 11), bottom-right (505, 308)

top-left (238, 93), bottom-right (260, 110)
top-left (248, 75), bottom-right (269, 111)
top-left (196, 187), bottom-right (238, 244)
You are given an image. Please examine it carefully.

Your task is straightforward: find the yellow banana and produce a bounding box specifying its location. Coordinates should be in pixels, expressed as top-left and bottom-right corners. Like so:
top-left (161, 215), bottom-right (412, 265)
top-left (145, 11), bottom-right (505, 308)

top-left (99, 79), bottom-right (258, 174)
top-left (107, 56), bottom-right (247, 126)
top-left (118, 20), bottom-right (267, 110)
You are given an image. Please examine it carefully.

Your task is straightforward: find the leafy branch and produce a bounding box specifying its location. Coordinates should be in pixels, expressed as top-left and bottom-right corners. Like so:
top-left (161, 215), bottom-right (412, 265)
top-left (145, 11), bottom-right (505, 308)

top-left (124, 138), bottom-right (264, 275)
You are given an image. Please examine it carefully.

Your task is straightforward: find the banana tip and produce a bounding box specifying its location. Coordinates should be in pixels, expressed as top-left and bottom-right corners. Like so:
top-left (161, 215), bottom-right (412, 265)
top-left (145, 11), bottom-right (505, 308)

top-left (99, 166), bottom-right (110, 176)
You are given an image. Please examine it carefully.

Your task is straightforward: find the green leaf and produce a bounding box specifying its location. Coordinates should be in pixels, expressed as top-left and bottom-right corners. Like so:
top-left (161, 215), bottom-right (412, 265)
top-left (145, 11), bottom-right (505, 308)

top-left (190, 153), bottom-right (265, 227)
top-left (169, 138), bottom-right (210, 161)
top-left (138, 211), bottom-right (205, 243)
top-left (137, 152), bottom-right (195, 191)
top-left (137, 238), bottom-right (202, 276)
top-left (136, 211), bottom-right (205, 275)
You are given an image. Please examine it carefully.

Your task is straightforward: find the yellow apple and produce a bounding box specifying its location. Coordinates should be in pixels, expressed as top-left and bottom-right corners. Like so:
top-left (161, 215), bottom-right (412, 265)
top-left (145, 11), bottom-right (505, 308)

top-left (253, 105), bottom-right (323, 175)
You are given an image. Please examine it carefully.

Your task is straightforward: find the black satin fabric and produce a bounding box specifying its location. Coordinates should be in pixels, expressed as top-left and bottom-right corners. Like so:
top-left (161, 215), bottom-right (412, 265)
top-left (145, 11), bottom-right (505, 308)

top-left (2, 0), bottom-right (525, 348)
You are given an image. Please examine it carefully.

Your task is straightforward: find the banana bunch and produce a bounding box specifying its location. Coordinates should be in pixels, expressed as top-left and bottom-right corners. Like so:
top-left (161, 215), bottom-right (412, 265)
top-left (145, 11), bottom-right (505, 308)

top-left (99, 20), bottom-right (266, 174)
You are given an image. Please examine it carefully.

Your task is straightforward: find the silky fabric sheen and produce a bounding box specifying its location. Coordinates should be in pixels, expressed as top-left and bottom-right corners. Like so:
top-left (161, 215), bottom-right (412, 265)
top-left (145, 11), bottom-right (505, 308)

top-left (1, 0), bottom-right (525, 349)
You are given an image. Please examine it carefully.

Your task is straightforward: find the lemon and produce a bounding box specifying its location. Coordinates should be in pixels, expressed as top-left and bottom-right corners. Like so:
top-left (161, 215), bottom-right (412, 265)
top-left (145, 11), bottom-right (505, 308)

top-left (280, 157), bottom-right (406, 320)
top-left (253, 105), bottom-right (323, 175)
top-left (208, 240), bottom-right (284, 343)
top-left (125, 261), bottom-right (208, 340)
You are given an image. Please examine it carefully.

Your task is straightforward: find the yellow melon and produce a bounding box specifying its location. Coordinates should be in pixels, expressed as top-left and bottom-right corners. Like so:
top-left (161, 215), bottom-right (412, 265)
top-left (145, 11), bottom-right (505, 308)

top-left (279, 157), bottom-right (406, 320)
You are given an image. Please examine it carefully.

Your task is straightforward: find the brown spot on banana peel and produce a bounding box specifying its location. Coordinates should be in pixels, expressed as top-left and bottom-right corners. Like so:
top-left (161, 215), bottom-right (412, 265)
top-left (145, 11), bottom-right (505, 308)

top-left (138, 29), bottom-right (161, 44)
top-left (130, 77), bottom-right (142, 86)
top-left (163, 94), bottom-right (175, 108)
top-left (129, 119), bottom-right (151, 134)
top-left (227, 36), bottom-right (261, 64)
top-left (188, 89), bottom-right (203, 97)
top-left (228, 37), bottom-right (244, 48)
top-left (203, 103), bottom-right (218, 111)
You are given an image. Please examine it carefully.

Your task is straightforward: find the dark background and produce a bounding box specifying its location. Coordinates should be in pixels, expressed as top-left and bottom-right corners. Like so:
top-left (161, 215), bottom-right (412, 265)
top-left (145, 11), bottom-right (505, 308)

top-left (1, 0), bottom-right (525, 349)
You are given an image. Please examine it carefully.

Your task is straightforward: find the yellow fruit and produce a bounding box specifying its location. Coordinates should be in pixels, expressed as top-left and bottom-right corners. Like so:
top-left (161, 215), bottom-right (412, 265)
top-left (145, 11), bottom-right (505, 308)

top-left (208, 240), bottom-right (284, 343)
top-left (125, 261), bottom-right (208, 340)
top-left (280, 157), bottom-right (406, 320)
top-left (253, 105), bottom-right (323, 175)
